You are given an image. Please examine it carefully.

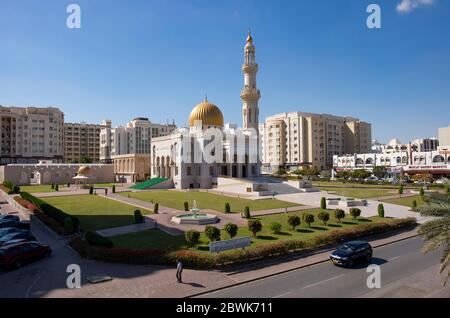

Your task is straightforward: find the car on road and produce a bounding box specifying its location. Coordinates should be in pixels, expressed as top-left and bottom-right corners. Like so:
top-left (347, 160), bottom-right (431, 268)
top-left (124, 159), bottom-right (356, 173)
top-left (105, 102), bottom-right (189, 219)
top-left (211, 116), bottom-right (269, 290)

top-left (0, 227), bottom-right (28, 239)
top-left (364, 176), bottom-right (379, 182)
top-left (0, 231), bottom-right (36, 247)
top-left (0, 219), bottom-right (30, 230)
top-left (330, 241), bottom-right (373, 267)
top-left (0, 215), bottom-right (20, 222)
top-left (0, 241), bottom-right (52, 269)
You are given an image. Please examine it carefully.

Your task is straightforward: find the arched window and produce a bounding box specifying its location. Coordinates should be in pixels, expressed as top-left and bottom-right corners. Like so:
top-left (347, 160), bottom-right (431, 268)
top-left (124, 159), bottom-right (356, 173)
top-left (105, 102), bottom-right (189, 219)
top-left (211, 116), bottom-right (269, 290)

top-left (433, 155), bottom-right (445, 163)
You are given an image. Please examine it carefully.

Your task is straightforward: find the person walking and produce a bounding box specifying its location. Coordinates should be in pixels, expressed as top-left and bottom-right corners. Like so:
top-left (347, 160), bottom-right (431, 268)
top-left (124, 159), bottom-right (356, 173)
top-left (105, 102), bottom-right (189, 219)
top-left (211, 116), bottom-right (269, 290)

top-left (176, 259), bottom-right (183, 283)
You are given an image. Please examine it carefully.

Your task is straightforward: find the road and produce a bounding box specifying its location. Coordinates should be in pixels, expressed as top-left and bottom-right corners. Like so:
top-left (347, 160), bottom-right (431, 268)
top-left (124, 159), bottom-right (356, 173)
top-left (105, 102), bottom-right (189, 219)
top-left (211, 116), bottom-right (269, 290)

top-left (198, 237), bottom-right (449, 298)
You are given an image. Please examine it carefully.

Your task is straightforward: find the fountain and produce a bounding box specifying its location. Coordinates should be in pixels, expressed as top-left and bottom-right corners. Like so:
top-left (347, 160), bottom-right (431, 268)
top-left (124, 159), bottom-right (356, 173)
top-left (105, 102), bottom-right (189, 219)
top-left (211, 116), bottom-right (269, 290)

top-left (171, 200), bottom-right (219, 225)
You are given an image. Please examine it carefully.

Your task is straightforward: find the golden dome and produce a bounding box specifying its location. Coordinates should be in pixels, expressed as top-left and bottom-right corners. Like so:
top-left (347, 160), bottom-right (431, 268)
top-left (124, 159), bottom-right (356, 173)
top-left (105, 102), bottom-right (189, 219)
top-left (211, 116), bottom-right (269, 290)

top-left (77, 165), bottom-right (91, 176)
top-left (246, 31), bottom-right (253, 43)
top-left (188, 98), bottom-right (224, 127)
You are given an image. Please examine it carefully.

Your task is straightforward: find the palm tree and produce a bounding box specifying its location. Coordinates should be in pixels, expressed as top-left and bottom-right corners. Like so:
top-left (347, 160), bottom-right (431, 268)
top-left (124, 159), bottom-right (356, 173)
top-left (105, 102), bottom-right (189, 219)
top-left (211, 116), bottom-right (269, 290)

top-left (417, 192), bottom-right (450, 286)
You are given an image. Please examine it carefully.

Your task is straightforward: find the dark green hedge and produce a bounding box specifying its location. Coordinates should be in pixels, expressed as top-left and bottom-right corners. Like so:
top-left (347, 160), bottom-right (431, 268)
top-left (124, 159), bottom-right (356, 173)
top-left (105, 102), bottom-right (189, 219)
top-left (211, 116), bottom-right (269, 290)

top-left (85, 231), bottom-right (113, 248)
top-left (20, 192), bottom-right (79, 233)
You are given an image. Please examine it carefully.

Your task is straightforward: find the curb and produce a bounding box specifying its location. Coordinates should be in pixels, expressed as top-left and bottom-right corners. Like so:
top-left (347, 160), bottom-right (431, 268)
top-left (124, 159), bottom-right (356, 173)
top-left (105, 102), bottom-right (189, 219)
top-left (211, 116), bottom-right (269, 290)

top-left (186, 230), bottom-right (420, 298)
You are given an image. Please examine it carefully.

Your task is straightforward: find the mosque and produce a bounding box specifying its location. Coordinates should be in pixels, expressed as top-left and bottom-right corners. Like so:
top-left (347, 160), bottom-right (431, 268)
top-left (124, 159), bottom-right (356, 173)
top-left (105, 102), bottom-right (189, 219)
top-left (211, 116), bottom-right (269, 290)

top-left (150, 32), bottom-right (262, 189)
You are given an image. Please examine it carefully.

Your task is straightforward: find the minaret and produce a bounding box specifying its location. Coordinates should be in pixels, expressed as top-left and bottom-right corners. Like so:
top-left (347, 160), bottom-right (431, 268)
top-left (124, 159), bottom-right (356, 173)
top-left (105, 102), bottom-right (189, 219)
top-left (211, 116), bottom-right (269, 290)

top-left (241, 31), bottom-right (261, 131)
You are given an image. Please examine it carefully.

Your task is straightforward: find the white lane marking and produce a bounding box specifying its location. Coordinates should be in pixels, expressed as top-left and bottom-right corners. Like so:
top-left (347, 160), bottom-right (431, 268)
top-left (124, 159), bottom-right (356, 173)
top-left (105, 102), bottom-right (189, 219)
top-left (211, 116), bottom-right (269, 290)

top-left (302, 274), bottom-right (345, 289)
top-left (273, 292), bottom-right (291, 298)
top-left (25, 273), bottom-right (44, 298)
top-left (388, 256), bottom-right (400, 261)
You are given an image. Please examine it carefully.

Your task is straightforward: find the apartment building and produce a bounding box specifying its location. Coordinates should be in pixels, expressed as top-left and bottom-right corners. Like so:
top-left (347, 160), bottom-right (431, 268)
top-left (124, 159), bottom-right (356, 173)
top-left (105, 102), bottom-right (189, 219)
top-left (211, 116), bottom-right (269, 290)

top-left (64, 122), bottom-right (104, 163)
top-left (438, 125), bottom-right (450, 147)
top-left (0, 106), bottom-right (64, 164)
top-left (260, 112), bottom-right (371, 172)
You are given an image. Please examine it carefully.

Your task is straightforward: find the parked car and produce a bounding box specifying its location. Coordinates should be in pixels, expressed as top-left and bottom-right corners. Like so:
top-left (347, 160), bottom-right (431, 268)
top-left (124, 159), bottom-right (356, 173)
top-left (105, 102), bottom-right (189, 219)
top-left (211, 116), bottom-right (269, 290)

top-left (0, 241), bottom-right (52, 269)
top-left (0, 231), bottom-right (36, 247)
top-left (330, 241), bottom-right (373, 267)
top-left (0, 227), bottom-right (27, 239)
top-left (364, 176), bottom-right (379, 182)
top-left (0, 219), bottom-right (30, 230)
top-left (0, 215), bottom-right (20, 222)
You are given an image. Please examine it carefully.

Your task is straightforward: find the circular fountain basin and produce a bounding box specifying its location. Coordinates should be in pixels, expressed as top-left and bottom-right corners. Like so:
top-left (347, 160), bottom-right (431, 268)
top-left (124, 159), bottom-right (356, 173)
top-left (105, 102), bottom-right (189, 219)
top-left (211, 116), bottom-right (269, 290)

top-left (171, 213), bottom-right (219, 225)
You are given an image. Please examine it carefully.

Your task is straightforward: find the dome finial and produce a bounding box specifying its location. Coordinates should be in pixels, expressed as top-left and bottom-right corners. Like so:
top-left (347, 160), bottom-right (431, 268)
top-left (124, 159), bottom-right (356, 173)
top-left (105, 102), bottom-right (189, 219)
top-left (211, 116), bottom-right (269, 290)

top-left (205, 93), bottom-right (208, 102)
top-left (246, 29), bottom-right (253, 43)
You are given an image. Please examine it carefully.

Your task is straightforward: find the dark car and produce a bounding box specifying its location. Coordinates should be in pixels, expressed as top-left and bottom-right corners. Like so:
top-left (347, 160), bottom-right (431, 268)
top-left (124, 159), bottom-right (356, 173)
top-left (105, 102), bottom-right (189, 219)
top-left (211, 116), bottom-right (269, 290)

top-left (330, 241), bottom-right (373, 267)
top-left (0, 227), bottom-right (27, 239)
top-left (0, 215), bottom-right (20, 222)
top-left (0, 241), bottom-right (51, 269)
top-left (0, 219), bottom-right (30, 230)
top-left (0, 231), bottom-right (36, 247)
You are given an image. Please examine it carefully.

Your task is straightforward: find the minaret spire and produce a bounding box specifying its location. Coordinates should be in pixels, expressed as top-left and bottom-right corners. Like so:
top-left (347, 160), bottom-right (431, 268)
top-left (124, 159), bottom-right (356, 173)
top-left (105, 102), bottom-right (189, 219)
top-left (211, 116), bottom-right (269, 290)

top-left (241, 30), bottom-right (260, 131)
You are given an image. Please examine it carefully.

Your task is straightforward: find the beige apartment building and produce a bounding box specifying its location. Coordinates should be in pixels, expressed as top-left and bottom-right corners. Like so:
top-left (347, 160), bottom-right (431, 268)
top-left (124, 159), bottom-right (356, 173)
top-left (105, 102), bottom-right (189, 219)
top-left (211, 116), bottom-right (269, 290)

top-left (438, 125), bottom-right (450, 147)
top-left (64, 122), bottom-right (104, 163)
top-left (260, 112), bottom-right (371, 172)
top-left (0, 106), bottom-right (64, 164)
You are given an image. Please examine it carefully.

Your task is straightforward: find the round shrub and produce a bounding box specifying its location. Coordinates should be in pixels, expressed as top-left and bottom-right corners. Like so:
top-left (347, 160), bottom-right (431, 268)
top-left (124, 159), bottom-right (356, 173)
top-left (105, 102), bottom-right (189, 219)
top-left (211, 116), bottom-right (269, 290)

top-left (89, 186), bottom-right (94, 194)
top-left (85, 232), bottom-right (113, 248)
top-left (304, 213), bottom-right (315, 227)
top-left (134, 209), bottom-right (144, 223)
top-left (247, 219), bottom-right (262, 237)
top-left (185, 230), bottom-right (200, 247)
top-left (287, 215), bottom-right (301, 231)
top-left (224, 223), bottom-right (238, 238)
top-left (184, 201), bottom-right (189, 211)
top-left (334, 209), bottom-right (345, 223)
top-left (270, 222), bottom-right (282, 234)
top-left (377, 204), bottom-right (385, 218)
top-left (205, 225), bottom-right (221, 242)
top-left (349, 208), bottom-right (361, 220)
top-left (243, 207), bottom-right (251, 219)
top-left (317, 211), bottom-right (330, 225)
top-left (224, 202), bottom-right (231, 213)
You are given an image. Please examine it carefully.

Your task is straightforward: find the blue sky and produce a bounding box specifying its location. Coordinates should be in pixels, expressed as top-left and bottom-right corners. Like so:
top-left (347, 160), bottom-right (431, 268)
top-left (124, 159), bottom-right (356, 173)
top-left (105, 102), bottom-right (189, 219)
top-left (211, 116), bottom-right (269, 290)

top-left (1, 0), bottom-right (449, 143)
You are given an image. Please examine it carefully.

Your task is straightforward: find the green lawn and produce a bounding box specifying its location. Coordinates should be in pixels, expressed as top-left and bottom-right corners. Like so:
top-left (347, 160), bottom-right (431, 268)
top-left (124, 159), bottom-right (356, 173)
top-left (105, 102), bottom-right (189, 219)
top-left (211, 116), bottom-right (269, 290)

top-left (317, 187), bottom-right (395, 199)
top-left (118, 190), bottom-right (298, 213)
top-left (42, 194), bottom-right (153, 232)
top-left (111, 208), bottom-right (383, 252)
top-left (20, 185), bottom-right (58, 193)
top-left (382, 195), bottom-right (426, 209)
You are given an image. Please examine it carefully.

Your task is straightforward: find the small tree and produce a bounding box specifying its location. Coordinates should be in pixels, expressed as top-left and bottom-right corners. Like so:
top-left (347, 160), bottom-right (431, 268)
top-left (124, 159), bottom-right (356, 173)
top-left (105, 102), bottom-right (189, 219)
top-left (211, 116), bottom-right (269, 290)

top-left (243, 206), bottom-right (251, 219)
top-left (398, 184), bottom-right (404, 195)
top-left (89, 186), bottom-right (94, 194)
top-left (270, 222), bottom-right (282, 234)
top-left (334, 209), bottom-right (345, 223)
top-left (287, 215), bottom-right (301, 231)
top-left (67, 182), bottom-right (70, 188)
top-left (224, 202), bottom-right (231, 213)
top-left (304, 213), bottom-right (314, 228)
top-left (112, 185), bottom-right (116, 193)
top-left (134, 209), bottom-right (144, 223)
top-left (419, 187), bottom-right (425, 197)
top-left (154, 202), bottom-right (159, 214)
top-left (205, 225), bottom-right (221, 242)
top-left (247, 219), bottom-right (262, 237)
top-left (224, 223), bottom-right (238, 238)
top-left (55, 184), bottom-right (59, 192)
top-left (51, 183), bottom-right (54, 189)
top-left (411, 200), bottom-right (417, 210)
top-left (378, 203), bottom-right (385, 218)
top-left (349, 208), bottom-right (361, 220)
top-left (320, 197), bottom-right (327, 210)
top-left (317, 211), bottom-right (330, 225)
top-left (185, 230), bottom-right (200, 247)
top-left (12, 185), bottom-right (20, 194)
top-left (184, 201), bottom-right (189, 211)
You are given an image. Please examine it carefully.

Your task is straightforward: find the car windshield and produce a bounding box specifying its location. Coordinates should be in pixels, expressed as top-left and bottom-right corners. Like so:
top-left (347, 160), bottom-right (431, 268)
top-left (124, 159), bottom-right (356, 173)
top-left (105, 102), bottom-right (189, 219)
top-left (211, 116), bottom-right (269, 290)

top-left (340, 244), bottom-right (355, 252)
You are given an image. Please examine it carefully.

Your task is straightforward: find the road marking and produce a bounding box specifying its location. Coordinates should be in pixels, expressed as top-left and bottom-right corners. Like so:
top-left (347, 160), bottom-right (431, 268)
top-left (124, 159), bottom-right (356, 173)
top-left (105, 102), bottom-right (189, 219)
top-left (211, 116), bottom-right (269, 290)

top-left (25, 273), bottom-right (44, 298)
top-left (273, 292), bottom-right (291, 298)
top-left (388, 256), bottom-right (400, 261)
top-left (302, 274), bottom-right (345, 289)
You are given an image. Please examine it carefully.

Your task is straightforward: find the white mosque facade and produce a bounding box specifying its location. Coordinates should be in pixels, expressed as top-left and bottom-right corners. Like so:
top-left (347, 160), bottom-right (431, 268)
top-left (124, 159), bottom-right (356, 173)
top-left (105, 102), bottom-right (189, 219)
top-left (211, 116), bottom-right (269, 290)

top-left (151, 32), bottom-right (261, 189)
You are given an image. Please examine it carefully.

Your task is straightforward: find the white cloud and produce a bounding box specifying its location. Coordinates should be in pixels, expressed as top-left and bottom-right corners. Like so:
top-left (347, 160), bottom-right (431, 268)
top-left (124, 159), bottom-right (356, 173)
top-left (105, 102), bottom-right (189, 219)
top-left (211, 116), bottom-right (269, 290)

top-left (397, 0), bottom-right (434, 13)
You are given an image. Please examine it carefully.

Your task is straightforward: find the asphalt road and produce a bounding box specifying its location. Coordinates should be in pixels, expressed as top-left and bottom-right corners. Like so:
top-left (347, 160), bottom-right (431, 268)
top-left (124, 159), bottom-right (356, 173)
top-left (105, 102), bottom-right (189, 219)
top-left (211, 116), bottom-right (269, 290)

top-left (198, 236), bottom-right (445, 298)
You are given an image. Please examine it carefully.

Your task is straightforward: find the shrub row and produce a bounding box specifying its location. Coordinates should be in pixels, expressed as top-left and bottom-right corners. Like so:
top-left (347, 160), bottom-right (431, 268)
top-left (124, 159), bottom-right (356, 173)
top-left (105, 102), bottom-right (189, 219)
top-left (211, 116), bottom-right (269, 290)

top-left (85, 232), bottom-right (114, 248)
top-left (20, 192), bottom-right (79, 234)
top-left (2, 180), bottom-right (20, 194)
top-left (70, 217), bottom-right (417, 269)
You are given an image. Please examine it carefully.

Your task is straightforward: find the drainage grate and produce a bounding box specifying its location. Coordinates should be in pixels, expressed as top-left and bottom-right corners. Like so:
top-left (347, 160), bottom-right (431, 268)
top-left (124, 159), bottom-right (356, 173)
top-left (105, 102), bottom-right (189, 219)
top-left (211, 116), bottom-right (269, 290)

top-left (86, 275), bottom-right (113, 284)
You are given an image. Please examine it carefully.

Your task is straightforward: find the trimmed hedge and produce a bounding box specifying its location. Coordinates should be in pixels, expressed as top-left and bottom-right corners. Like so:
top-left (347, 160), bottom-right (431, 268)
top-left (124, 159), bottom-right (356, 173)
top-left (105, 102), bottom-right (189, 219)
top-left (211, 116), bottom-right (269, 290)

top-left (70, 217), bottom-right (417, 269)
top-left (2, 180), bottom-right (20, 194)
top-left (85, 231), bottom-right (114, 248)
top-left (20, 192), bottom-right (79, 233)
